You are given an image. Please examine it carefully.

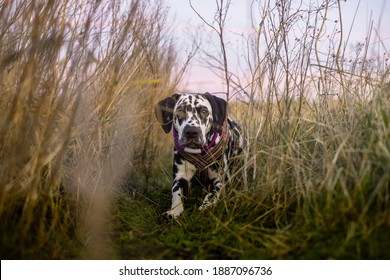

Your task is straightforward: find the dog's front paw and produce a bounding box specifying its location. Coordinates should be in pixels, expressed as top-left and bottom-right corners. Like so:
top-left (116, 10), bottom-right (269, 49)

top-left (198, 193), bottom-right (217, 211)
top-left (198, 204), bottom-right (210, 211)
top-left (164, 206), bottom-right (184, 219)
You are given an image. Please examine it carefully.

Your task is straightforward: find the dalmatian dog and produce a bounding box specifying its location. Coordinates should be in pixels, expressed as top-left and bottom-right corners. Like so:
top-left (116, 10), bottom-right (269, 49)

top-left (155, 93), bottom-right (243, 219)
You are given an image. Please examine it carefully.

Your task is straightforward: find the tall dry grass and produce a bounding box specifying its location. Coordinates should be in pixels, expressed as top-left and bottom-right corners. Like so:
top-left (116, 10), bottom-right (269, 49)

top-left (1, 0), bottom-right (389, 259)
top-left (188, 0), bottom-right (390, 257)
top-left (0, 0), bottom-right (179, 259)
top-left (233, 0), bottom-right (389, 215)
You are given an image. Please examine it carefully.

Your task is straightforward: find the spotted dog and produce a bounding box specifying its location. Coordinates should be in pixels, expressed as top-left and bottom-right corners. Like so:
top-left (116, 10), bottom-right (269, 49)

top-left (155, 93), bottom-right (243, 219)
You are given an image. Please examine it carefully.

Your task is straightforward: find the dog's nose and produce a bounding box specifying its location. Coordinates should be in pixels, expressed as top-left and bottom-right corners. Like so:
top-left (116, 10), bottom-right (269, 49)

top-left (184, 126), bottom-right (199, 139)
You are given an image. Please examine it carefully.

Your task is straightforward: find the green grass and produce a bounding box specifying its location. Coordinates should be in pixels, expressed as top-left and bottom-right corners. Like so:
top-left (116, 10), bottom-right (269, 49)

top-left (113, 178), bottom-right (389, 259)
top-left (111, 91), bottom-right (390, 260)
top-left (113, 143), bottom-right (390, 260)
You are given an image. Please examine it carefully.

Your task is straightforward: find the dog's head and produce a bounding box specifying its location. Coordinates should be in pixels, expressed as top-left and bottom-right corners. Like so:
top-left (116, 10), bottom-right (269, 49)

top-left (155, 93), bottom-right (227, 148)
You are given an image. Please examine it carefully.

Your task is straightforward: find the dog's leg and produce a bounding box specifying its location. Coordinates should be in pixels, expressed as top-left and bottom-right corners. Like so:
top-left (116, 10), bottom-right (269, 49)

top-left (198, 170), bottom-right (222, 211)
top-left (198, 158), bottom-right (227, 211)
top-left (165, 157), bottom-right (196, 219)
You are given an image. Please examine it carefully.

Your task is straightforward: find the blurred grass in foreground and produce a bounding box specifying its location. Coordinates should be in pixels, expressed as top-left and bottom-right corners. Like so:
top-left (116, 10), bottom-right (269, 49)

top-left (0, 0), bottom-right (177, 259)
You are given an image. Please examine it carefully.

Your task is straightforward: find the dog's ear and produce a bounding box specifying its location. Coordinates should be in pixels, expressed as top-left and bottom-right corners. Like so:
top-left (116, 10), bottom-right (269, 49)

top-left (154, 94), bottom-right (180, 133)
top-left (204, 92), bottom-right (227, 133)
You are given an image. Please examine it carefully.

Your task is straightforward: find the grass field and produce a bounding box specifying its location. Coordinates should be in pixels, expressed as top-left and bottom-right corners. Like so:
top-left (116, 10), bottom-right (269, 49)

top-left (113, 91), bottom-right (390, 259)
top-left (1, 0), bottom-right (389, 259)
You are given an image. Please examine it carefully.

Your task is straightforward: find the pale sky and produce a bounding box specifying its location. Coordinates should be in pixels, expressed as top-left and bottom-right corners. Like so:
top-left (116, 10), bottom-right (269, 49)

top-left (164, 0), bottom-right (390, 93)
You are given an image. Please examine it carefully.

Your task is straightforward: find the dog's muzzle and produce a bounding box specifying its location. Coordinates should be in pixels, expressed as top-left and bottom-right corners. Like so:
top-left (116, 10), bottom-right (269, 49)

top-left (180, 126), bottom-right (204, 148)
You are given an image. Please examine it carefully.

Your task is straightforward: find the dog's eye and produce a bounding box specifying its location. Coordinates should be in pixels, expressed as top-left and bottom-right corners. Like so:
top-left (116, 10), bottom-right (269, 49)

top-left (175, 108), bottom-right (186, 118)
top-left (201, 108), bottom-right (209, 117)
